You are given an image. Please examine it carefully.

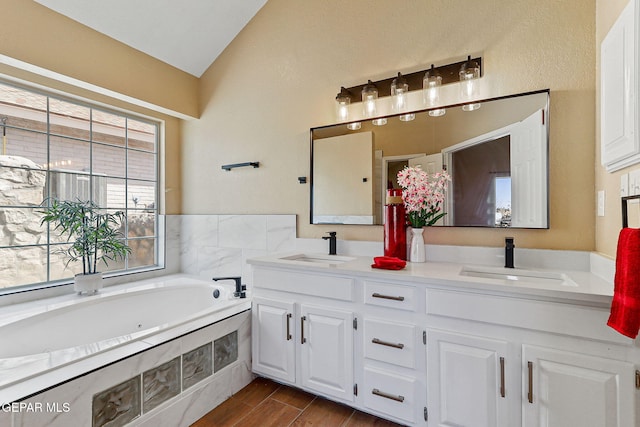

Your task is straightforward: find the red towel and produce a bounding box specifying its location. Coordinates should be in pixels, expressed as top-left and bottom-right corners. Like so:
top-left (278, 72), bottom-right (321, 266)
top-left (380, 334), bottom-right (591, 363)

top-left (371, 256), bottom-right (406, 270)
top-left (607, 228), bottom-right (640, 338)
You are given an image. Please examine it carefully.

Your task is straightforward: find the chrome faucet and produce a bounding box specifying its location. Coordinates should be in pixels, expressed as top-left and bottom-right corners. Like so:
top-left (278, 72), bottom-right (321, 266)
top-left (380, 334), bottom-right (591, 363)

top-left (505, 237), bottom-right (515, 268)
top-left (322, 231), bottom-right (337, 255)
top-left (212, 276), bottom-right (246, 298)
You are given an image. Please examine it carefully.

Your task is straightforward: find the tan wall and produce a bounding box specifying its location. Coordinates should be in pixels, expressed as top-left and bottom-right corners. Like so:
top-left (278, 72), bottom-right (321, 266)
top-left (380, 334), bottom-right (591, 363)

top-left (0, 0), bottom-right (194, 214)
top-left (184, 0), bottom-right (596, 250)
top-left (595, 0), bottom-right (633, 259)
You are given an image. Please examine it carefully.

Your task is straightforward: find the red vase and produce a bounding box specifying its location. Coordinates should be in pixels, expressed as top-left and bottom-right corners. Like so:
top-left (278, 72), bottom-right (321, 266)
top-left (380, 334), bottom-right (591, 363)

top-left (384, 189), bottom-right (407, 260)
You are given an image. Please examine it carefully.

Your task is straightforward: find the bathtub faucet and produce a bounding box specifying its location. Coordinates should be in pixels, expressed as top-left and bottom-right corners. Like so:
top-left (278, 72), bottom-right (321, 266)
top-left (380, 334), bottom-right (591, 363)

top-left (212, 276), bottom-right (246, 298)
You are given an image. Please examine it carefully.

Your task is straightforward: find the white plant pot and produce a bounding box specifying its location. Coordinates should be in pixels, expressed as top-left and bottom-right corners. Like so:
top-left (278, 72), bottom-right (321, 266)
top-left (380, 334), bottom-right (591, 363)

top-left (74, 272), bottom-right (103, 295)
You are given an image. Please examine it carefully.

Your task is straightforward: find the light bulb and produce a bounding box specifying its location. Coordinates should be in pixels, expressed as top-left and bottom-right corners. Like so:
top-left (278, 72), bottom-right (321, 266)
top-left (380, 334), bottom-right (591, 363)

top-left (423, 64), bottom-right (442, 107)
top-left (335, 87), bottom-right (351, 122)
top-left (391, 72), bottom-right (409, 112)
top-left (361, 80), bottom-right (378, 118)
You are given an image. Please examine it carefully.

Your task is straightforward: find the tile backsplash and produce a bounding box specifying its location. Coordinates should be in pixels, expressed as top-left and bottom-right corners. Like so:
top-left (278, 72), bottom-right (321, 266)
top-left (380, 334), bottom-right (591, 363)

top-left (174, 214), bottom-right (296, 285)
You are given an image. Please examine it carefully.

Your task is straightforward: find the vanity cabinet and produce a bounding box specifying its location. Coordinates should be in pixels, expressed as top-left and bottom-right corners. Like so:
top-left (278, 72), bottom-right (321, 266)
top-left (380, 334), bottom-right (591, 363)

top-left (249, 257), bottom-right (639, 427)
top-left (251, 269), bottom-right (355, 403)
top-left (522, 345), bottom-right (636, 427)
top-left (252, 297), bottom-right (295, 382)
top-left (425, 288), bottom-right (639, 427)
top-left (299, 303), bottom-right (353, 401)
top-left (426, 329), bottom-right (511, 427)
top-left (361, 280), bottom-right (426, 425)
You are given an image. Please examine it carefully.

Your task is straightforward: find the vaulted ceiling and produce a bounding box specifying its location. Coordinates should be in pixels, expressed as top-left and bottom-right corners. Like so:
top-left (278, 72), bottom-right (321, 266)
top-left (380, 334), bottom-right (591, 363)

top-left (35, 0), bottom-right (268, 77)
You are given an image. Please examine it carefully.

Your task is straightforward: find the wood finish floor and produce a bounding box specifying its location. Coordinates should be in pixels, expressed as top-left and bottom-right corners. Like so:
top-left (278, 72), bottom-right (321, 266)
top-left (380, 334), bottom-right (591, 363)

top-left (191, 377), bottom-right (404, 427)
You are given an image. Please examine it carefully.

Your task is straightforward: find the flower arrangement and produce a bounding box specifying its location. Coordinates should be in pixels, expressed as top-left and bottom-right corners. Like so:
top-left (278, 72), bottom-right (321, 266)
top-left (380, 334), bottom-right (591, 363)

top-left (397, 165), bottom-right (451, 228)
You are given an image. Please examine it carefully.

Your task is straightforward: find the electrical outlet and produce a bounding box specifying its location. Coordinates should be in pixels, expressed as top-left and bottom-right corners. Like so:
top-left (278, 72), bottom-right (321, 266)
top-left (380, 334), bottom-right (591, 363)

top-left (597, 190), bottom-right (605, 216)
top-left (621, 173), bottom-right (629, 197)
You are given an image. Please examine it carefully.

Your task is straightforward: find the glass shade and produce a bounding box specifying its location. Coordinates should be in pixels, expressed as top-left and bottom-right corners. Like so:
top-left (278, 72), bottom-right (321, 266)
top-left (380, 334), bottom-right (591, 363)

top-left (428, 108), bottom-right (446, 117)
top-left (335, 87), bottom-right (351, 122)
top-left (399, 113), bottom-right (415, 121)
top-left (362, 80), bottom-right (378, 118)
top-left (459, 56), bottom-right (481, 100)
top-left (346, 122), bottom-right (361, 130)
top-left (391, 72), bottom-right (409, 112)
top-left (372, 118), bottom-right (387, 126)
top-left (423, 65), bottom-right (442, 107)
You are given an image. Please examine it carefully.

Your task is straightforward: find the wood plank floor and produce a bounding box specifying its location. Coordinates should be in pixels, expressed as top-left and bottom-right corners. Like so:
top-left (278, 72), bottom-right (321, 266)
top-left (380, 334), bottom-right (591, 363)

top-left (191, 377), bottom-right (405, 427)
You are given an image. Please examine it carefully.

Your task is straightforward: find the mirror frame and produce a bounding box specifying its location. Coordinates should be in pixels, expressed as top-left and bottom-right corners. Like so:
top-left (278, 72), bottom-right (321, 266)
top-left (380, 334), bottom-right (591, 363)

top-left (309, 89), bottom-right (550, 228)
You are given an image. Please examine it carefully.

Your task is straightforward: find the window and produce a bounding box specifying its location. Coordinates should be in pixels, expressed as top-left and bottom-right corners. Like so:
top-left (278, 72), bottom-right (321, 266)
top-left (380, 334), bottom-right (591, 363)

top-left (0, 80), bottom-right (160, 291)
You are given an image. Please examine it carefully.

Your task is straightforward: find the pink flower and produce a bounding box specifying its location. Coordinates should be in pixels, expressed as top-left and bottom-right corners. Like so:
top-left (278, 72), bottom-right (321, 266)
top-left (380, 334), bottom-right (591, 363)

top-left (396, 165), bottom-right (450, 227)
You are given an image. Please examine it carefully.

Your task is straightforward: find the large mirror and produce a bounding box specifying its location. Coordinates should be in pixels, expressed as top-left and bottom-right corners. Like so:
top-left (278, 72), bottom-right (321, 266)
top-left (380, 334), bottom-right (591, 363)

top-left (310, 90), bottom-right (549, 228)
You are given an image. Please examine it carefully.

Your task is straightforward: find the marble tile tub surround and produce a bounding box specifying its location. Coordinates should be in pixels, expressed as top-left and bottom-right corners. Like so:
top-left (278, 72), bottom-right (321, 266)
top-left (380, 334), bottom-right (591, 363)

top-left (179, 214), bottom-right (296, 284)
top-left (10, 311), bottom-right (251, 427)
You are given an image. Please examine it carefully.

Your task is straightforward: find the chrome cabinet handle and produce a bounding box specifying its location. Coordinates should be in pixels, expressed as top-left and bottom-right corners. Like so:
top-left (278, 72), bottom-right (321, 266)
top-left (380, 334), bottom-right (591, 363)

top-left (372, 338), bottom-right (404, 349)
top-left (499, 357), bottom-right (505, 398)
top-left (372, 388), bottom-right (405, 403)
top-left (372, 292), bottom-right (405, 301)
top-left (300, 316), bottom-right (307, 344)
top-left (527, 361), bottom-right (533, 403)
top-left (286, 313), bottom-right (292, 340)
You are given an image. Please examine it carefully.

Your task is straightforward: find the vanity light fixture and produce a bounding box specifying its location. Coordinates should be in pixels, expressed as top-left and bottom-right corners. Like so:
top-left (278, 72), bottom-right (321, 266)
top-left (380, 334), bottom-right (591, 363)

top-left (335, 87), bottom-right (352, 122)
top-left (459, 55), bottom-right (481, 111)
top-left (372, 118), bottom-right (388, 126)
top-left (399, 113), bottom-right (415, 121)
top-left (362, 80), bottom-right (379, 118)
top-left (428, 109), bottom-right (446, 117)
top-left (346, 122), bottom-right (362, 130)
top-left (336, 55), bottom-right (482, 121)
top-left (391, 72), bottom-right (409, 113)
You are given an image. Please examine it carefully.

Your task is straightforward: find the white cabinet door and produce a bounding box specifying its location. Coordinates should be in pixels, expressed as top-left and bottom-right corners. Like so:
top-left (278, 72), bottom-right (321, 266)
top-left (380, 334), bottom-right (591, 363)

top-left (252, 297), bottom-right (296, 383)
top-left (427, 329), bottom-right (511, 427)
top-left (522, 345), bottom-right (636, 427)
top-left (300, 304), bottom-right (354, 402)
top-left (601, 0), bottom-right (639, 172)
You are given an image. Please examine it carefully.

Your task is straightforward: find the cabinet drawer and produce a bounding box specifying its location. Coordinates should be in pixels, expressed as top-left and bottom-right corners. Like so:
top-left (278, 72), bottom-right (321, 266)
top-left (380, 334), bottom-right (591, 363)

top-left (253, 268), bottom-right (353, 301)
top-left (363, 367), bottom-right (416, 424)
top-left (364, 281), bottom-right (416, 311)
top-left (426, 289), bottom-right (630, 344)
top-left (364, 319), bottom-right (416, 368)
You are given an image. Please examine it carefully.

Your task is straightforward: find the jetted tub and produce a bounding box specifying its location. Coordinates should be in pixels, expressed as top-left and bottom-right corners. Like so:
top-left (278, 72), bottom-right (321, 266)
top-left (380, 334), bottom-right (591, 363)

top-left (0, 274), bottom-right (251, 403)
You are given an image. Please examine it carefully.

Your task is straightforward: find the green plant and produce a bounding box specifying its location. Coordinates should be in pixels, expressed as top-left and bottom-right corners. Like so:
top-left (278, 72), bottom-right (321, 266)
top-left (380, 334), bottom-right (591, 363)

top-left (40, 199), bottom-right (131, 275)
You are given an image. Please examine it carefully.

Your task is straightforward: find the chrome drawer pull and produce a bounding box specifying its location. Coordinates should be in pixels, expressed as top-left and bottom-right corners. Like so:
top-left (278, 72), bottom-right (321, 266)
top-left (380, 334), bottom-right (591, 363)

top-left (372, 388), bottom-right (405, 403)
top-left (372, 338), bottom-right (404, 349)
top-left (372, 292), bottom-right (405, 301)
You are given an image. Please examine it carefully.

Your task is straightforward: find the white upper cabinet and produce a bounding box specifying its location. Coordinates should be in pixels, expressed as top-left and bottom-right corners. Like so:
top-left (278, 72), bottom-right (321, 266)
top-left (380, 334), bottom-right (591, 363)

top-left (601, 0), bottom-right (639, 172)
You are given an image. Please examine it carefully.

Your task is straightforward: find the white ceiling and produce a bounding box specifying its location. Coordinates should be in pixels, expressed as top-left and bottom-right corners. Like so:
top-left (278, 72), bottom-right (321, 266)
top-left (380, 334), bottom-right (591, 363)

top-left (34, 0), bottom-right (268, 77)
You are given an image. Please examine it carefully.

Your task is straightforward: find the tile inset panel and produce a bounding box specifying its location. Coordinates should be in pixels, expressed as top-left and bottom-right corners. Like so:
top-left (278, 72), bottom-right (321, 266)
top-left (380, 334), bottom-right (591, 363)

top-left (214, 330), bottom-right (238, 372)
top-left (182, 342), bottom-right (212, 390)
top-left (92, 376), bottom-right (141, 427)
top-left (143, 356), bottom-right (181, 413)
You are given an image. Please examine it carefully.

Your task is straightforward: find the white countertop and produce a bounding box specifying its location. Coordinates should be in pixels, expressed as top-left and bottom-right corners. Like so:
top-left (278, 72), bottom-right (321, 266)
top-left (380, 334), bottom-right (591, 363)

top-left (247, 252), bottom-right (615, 306)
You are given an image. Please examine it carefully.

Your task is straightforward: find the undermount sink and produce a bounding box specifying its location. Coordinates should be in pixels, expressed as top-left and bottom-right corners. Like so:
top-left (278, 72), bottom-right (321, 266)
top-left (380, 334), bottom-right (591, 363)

top-left (459, 265), bottom-right (578, 287)
top-left (279, 253), bottom-right (356, 265)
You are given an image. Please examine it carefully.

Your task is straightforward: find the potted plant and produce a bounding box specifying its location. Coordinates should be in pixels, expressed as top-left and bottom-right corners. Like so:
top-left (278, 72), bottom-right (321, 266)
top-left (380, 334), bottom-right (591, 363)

top-left (40, 198), bottom-right (131, 295)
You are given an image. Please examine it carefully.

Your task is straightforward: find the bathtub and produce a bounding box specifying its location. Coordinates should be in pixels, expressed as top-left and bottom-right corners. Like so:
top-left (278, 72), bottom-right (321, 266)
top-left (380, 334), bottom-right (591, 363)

top-left (0, 274), bottom-right (251, 404)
